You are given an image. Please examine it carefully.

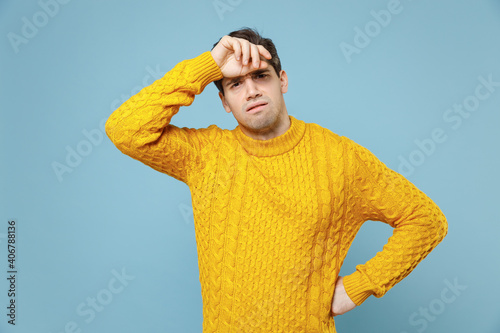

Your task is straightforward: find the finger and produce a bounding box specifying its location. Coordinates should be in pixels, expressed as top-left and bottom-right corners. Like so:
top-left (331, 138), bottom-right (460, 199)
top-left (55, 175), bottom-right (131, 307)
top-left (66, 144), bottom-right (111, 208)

top-left (240, 39), bottom-right (250, 65)
top-left (250, 43), bottom-right (261, 68)
top-left (257, 45), bottom-right (272, 60)
top-left (231, 38), bottom-right (242, 62)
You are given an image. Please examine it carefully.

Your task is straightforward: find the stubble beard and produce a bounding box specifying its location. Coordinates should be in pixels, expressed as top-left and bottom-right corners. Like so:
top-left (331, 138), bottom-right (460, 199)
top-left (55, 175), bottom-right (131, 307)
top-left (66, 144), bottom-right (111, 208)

top-left (242, 104), bottom-right (282, 134)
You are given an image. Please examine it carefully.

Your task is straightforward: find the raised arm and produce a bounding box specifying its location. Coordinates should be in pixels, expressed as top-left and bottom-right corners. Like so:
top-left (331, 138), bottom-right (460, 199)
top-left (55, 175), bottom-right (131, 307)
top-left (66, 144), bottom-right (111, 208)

top-left (105, 36), bottom-right (272, 183)
top-left (105, 51), bottom-right (222, 183)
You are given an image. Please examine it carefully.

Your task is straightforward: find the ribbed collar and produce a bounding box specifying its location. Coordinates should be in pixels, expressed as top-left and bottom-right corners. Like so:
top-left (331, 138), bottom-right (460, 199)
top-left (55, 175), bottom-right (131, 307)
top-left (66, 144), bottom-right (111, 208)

top-left (232, 115), bottom-right (306, 157)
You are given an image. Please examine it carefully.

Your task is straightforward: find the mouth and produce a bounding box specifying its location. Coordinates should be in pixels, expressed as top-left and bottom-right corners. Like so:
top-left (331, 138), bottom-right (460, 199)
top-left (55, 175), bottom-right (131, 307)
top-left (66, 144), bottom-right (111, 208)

top-left (246, 101), bottom-right (268, 113)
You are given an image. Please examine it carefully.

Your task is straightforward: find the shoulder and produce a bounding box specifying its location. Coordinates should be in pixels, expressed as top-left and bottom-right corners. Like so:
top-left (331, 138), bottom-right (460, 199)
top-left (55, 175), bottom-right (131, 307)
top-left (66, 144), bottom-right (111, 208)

top-left (305, 121), bottom-right (341, 140)
top-left (182, 123), bottom-right (225, 136)
top-left (303, 120), bottom-right (373, 160)
top-left (304, 120), bottom-right (352, 148)
top-left (198, 124), bottom-right (242, 151)
top-left (171, 123), bottom-right (229, 150)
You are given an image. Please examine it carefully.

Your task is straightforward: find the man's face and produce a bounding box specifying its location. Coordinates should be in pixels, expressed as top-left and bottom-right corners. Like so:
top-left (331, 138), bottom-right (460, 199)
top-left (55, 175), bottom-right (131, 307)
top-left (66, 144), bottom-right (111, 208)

top-left (219, 64), bottom-right (289, 138)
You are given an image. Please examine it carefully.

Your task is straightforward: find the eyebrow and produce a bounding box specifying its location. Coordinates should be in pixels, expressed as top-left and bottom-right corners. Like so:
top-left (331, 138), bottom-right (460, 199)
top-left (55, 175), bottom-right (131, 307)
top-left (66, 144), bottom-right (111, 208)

top-left (224, 69), bottom-right (271, 87)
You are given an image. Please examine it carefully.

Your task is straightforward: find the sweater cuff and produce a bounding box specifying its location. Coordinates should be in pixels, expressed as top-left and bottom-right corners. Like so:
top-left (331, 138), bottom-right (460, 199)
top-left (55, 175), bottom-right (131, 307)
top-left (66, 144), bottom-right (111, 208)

top-left (343, 271), bottom-right (375, 306)
top-left (184, 51), bottom-right (224, 89)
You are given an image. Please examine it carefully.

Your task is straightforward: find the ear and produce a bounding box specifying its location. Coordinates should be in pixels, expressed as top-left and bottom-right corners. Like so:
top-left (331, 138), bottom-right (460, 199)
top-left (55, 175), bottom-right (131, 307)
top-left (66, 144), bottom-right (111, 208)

top-left (219, 91), bottom-right (232, 113)
top-left (279, 70), bottom-right (288, 94)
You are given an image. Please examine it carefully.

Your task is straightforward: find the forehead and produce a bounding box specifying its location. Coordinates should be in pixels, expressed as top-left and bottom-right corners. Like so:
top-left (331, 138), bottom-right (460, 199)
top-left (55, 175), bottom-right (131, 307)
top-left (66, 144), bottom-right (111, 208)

top-left (221, 67), bottom-right (277, 85)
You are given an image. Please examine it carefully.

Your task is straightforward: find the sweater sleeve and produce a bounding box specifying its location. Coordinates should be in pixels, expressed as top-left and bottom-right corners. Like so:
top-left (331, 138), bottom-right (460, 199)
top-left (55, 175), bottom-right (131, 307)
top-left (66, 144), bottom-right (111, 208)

top-left (341, 137), bottom-right (448, 306)
top-left (105, 51), bottom-right (224, 184)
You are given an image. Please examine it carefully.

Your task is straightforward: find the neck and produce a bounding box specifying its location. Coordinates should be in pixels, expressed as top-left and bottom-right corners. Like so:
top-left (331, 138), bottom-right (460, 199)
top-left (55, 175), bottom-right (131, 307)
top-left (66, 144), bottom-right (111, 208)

top-left (233, 115), bottom-right (306, 157)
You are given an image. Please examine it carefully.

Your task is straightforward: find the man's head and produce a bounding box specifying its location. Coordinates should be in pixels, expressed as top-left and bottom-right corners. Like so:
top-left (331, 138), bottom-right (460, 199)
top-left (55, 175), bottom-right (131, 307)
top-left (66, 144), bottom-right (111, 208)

top-left (212, 28), bottom-right (289, 140)
top-left (212, 27), bottom-right (282, 96)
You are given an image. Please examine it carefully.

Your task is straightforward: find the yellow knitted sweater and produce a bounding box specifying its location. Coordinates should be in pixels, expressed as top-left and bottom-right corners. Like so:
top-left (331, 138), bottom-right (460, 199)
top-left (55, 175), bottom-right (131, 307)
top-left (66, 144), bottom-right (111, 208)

top-left (105, 51), bottom-right (447, 332)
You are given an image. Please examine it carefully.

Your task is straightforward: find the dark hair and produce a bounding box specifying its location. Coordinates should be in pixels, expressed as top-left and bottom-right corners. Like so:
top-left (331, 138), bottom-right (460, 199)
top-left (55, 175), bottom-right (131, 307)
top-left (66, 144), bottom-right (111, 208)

top-left (212, 27), bottom-right (282, 95)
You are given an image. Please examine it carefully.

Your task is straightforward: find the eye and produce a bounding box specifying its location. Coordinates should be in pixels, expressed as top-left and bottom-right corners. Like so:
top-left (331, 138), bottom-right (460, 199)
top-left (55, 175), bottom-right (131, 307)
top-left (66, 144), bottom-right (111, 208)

top-left (256, 73), bottom-right (268, 79)
top-left (231, 81), bottom-right (241, 88)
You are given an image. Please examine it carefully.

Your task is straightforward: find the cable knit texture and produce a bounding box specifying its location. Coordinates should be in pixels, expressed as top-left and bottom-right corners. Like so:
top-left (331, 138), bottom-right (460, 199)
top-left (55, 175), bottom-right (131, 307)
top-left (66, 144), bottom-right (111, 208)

top-left (105, 51), bottom-right (448, 332)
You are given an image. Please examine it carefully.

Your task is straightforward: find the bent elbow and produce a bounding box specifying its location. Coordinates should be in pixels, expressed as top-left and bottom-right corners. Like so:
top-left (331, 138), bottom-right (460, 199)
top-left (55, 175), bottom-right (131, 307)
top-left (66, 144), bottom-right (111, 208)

top-left (104, 115), bottom-right (132, 151)
top-left (437, 210), bottom-right (448, 243)
top-left (105, 116), bottom-right (118, 143)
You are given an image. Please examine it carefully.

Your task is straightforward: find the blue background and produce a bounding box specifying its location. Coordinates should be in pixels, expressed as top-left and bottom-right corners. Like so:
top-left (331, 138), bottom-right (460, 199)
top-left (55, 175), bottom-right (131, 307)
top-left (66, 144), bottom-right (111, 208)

top-left (1, 0), bottom-right (499, 332)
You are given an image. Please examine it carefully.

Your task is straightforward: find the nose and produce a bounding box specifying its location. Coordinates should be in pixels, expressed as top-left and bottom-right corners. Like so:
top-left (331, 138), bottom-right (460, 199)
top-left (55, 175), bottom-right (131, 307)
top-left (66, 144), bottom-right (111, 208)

top-left (245, 77), bottom-right (262, 101)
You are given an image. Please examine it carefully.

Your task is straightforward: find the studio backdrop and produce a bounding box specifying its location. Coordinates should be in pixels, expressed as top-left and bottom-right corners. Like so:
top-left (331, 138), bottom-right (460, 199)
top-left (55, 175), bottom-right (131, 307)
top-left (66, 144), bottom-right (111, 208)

top-left (1, 0), bottom-right (499, 332)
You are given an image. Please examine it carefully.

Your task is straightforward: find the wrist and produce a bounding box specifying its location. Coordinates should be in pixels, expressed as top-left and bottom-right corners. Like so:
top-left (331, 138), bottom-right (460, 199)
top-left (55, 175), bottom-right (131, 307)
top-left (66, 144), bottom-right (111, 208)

top-left (188, 51), bottom-right (223, 87)
top-left (343, 271), bottom-right (374, 306)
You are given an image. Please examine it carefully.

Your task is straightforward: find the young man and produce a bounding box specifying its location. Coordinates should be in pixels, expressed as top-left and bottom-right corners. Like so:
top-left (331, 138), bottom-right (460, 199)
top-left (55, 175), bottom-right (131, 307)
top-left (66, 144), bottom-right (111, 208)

top-left (105, 28), bottom-right (447, 332)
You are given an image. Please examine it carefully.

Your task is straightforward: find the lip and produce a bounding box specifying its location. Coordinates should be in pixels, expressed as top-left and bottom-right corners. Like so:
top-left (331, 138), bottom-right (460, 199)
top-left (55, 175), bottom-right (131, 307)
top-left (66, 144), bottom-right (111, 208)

top-left (246, 101), bottom-right (268, 113)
